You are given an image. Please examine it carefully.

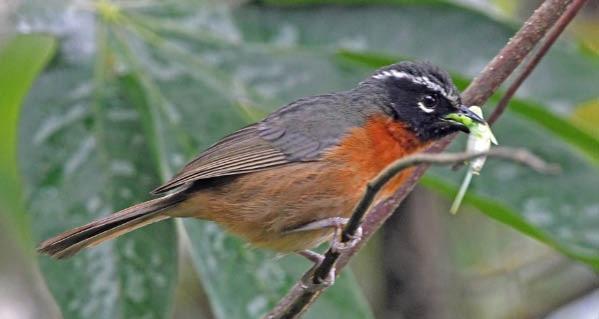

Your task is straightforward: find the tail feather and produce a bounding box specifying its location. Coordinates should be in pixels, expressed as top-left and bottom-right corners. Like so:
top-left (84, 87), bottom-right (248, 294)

top-left (38, 194), bottom-right (185, 259)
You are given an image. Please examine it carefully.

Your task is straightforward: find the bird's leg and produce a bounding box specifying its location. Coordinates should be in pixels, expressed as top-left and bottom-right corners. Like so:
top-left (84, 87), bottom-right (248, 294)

top-left (330, 221), bottom-right (363, 254)
top-left (298, 250), bottom-right (324, 264)
top-left (287, 217), bottom-right (363, 253)
top-left (289, 217), bottom-right (364, 290)
top-left (298, 250), bottom-right (336, 291)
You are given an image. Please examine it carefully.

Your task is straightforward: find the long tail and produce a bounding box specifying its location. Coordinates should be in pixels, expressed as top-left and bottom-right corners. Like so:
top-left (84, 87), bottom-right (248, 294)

top-left (38, 193), bottom-right (186, 259)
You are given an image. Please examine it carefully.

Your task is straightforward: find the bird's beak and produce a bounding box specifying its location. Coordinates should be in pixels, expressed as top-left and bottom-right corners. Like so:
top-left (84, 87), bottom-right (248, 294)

top-left (443, 105), bottom-right (486, 133)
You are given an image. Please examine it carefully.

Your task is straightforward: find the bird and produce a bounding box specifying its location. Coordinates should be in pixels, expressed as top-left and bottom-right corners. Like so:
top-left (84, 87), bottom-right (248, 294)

top-left (38, 61), bottom-right (483, 264)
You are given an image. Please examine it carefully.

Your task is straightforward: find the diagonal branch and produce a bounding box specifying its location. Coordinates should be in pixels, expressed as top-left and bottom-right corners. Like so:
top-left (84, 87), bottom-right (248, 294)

top-left (266, 148), bottom-right (557, 319)
top-left (265, 0), bottom-right (582, 318)
top-left (459, 0), bottom-right (576, 106)
top-left (312, 147), bottom-right (557, 285)
top-left (487, 0), bottom-right (589, 125)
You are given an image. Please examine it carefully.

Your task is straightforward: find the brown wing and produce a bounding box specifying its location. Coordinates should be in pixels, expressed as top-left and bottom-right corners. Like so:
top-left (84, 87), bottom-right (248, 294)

top-left (152, 124), bottom-right (290, 194)
top-left (152, 91), bottom-right (382, 194)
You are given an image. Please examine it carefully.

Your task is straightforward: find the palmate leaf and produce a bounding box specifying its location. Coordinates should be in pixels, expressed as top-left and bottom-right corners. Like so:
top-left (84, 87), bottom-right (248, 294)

top-left (19, 0), bottom-right (598, 318)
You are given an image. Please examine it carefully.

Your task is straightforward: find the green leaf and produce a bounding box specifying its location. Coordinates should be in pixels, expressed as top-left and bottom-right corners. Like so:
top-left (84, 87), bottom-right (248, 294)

top-left (338, 51), bottom-right (599, 267)
top-left (235, 3), bottom-right (598, 110)
top-left (423, 108), bottom-right (599, 269)
top-left (571, 99), bottom-right (599, 139)
top-left (508, 99), bottom-right (599, 165)
top-left (18, 0), bottom-right (599, 317)
top-left (0, 34), bottom-right (56, 246)
top-left (184, 221), bottom-right (373, 319)
top-left (20, 25), bottom-right (178, 319)
top-left (19, 1), bottom-right (373, 318)
top-left (110, 2), bottom-right (375, 318)
top-left (115, 0), bottom-right (599, 313)
top-left (422, 176), bottom-right (599, 269)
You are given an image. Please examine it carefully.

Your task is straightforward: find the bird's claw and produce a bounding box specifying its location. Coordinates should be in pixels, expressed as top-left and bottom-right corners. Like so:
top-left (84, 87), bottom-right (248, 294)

top-left (300, 267), bottom-right (336, 291)
top-left (331, 225), bottom-right (363, 253)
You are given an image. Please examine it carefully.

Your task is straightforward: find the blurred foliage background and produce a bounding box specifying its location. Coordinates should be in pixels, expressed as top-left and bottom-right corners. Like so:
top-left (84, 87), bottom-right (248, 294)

top-left (0, 0), bottom-right (598, 318)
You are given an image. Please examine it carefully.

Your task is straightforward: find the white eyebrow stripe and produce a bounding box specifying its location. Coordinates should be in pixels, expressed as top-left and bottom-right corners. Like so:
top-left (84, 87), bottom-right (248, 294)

top-left (417, 101), bottom-right (435, 113)
top-left (372, 69), bottom-right (459, 103)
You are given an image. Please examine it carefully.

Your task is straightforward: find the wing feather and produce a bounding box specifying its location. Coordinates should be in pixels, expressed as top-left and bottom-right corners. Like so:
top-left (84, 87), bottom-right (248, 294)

top-left (152, 90), bottom-right (382, 194)
top-left (152, 125), bottom-right (290, 194)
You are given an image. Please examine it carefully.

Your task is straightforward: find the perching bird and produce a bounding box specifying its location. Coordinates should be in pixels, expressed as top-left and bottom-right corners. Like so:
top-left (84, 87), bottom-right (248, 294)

top-left (38, 61), bottom-right (483, 262)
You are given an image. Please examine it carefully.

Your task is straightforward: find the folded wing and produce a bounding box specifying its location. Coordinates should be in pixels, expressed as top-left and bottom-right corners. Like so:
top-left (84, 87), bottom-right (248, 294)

top-left (152, 125), bottom-right (291, 194)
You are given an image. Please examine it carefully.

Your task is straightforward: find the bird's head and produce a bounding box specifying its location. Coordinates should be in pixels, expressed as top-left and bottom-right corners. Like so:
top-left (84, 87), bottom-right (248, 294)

top-left (365, 61), bottom-right (484, 140)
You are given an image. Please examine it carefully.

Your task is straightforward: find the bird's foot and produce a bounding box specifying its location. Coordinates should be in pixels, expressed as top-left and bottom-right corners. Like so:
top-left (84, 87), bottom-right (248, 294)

top-left (331, 224), bottom-right (363, 253)
top-left (298, 250), bottom-right (324, 264)
top-left (285, 216), bottom-right (363, 253)
top-left (298, 250), bottom-right (336, 290)
top-left (299, 263), bottom-right (335, 291)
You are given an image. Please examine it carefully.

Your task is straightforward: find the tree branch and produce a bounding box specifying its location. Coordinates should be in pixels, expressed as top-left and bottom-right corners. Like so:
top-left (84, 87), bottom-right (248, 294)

top-left (488, 0), bottom-right (589, 124)
top-left (459, 0), bottom-right (574, 106)
top-left (265, 0), bottom-right (581, 318)
top-left (266, 148), bottom-right (557, 319)
top-left (313, 147), bottom-right (557, 283)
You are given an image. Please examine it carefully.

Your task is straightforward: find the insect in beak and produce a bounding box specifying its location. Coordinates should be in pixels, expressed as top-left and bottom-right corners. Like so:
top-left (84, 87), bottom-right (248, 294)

top-left (443, 104), bottom-right (486, 133)
top-left (449, 105), bottom-right (498, 214)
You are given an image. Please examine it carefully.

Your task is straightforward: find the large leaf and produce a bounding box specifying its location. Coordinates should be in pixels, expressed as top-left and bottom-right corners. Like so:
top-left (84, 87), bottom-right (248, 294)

top-left (184, 222), bottom-right (373, 319)
top-left (108, 3), bottom-right (375, 318)
top-left (18, 1), bottom-right (373, 319)
top-left (423, 108), bottom-right (599, 269)
top-left (0, 34), bottom-right (56, 246)
top-left (234, 3), bottom-right (599, 109)
top-left (18, 0), bottom-right (599, 318)
top-left (101, 0), bottom-right (599, 312)
top-left (20, 24), bottom-right (178, 319)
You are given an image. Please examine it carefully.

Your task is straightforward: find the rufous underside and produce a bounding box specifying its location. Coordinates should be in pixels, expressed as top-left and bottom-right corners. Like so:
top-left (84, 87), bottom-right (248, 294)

top-left (174, 115), bottom-right (429, 252)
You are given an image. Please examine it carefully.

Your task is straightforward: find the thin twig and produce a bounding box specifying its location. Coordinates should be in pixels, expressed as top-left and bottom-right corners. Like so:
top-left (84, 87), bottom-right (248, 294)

top-left (265, 0), bottom-right (579, 318)
top-left (311, 148), bottom-right (557, 283)
top-left (453, 0), bottom-right (586, 171)
top-left (360, 0), bottom-right (577, 249)
top-left (488, 0), bottom-right (589, 124)
top-left (265, 148), bottom-right (557, 319)
top-left (461, 0), bottom-right (572, 106)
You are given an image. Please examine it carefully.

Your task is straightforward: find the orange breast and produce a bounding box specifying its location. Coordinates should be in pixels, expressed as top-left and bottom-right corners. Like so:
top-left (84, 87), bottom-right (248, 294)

top-left (324, 115), bottom-right (429, 199)
top-left (175, 115), bottom-right (430, 252)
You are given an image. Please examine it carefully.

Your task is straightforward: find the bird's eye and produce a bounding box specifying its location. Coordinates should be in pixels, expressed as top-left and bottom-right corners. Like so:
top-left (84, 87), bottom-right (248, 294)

top-left (417, 95), bottom-right (437, 113)
top-left (423, 95), bottom-right (437, 108)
